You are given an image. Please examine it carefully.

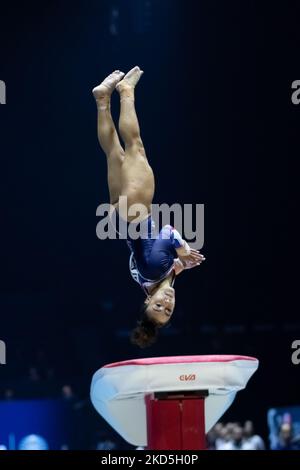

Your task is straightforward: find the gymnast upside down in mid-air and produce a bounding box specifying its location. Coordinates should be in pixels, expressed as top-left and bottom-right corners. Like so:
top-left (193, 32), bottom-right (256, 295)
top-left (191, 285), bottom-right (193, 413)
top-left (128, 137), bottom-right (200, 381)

top-left (93, 66), bottom-right (205, 348)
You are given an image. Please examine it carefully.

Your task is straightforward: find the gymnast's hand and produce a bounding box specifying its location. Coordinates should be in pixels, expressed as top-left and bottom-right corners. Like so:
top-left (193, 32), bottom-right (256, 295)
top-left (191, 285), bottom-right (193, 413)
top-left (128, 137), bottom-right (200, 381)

top-left (179, 249), bottom-right (205, 270)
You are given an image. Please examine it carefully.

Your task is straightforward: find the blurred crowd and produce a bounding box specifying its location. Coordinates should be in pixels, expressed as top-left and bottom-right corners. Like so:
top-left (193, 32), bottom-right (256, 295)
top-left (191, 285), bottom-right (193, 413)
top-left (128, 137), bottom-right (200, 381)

top-left (207, 419), bottom-right (300, 451)
top-left (207, 421), bottom-right (265, 450)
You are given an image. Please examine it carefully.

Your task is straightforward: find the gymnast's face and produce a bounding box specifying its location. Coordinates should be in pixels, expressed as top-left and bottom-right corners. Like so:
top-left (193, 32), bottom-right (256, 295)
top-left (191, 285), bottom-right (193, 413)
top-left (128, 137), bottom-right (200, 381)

top-left (144, 286), bottom-right (175, 326)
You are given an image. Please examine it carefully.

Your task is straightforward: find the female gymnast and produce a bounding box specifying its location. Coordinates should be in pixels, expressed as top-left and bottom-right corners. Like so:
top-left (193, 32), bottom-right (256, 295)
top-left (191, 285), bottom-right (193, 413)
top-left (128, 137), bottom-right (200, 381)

top-left (93, 66), bottom-right (205, 348)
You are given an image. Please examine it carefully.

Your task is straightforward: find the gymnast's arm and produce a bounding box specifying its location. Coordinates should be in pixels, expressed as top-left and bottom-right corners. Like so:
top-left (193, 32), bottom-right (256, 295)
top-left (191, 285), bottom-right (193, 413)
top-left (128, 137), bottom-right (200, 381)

top-left (159, 225), bottom-right (205, 273)
top-left (173, 258), bottom-right (186, 275)
top-left (173, 254), bottom-right (204, 276)
top-left (168, 226), bottom-right (205, 267)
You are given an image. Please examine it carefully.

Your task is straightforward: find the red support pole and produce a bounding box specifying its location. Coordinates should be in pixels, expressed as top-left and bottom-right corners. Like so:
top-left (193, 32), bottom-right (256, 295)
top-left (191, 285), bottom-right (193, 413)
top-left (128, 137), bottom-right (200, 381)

top-left (145, 392), bottom-right (207, 450)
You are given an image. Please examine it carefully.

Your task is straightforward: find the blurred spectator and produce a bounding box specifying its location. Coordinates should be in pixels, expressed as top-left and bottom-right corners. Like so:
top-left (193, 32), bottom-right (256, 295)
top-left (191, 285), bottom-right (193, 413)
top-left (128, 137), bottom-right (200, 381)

top-left (218, 424), bottom-right (244, 450)
top-left (61, 384), bottom-right (75, 401)
top-left (96, 438), bottom-right (117, 450)
top-left (268, 408), bottom-right (286, 449)
top-left (274, 423), bottom-right (300, 450)
top-left (28, 367), bottom-right (40, 382)
top-left (207, 426), bottom-right (218, 450)
top-left (22, 366), bottom-right (45, 398)
top-left (215, 422), bottom-right (234, 450)
top-left (45, 367), bottom-right (60, 397)
top-left (243, 420), bottom-right (265, 450)
top-left (3, 388), bottom-right (15, 400)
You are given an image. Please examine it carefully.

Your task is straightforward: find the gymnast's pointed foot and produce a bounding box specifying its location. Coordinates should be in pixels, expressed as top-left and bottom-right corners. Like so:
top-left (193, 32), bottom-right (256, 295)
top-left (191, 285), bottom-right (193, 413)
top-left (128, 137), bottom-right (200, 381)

top-left (92, 70), bottom-right (125, 101)
top-left (116, 66), bottom-right (144, 94)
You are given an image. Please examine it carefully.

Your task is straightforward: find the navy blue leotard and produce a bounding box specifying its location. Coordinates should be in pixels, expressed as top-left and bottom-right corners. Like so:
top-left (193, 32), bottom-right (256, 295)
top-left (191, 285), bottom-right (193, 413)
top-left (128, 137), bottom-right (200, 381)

top-left (110, 209), bottom-right (187, 294)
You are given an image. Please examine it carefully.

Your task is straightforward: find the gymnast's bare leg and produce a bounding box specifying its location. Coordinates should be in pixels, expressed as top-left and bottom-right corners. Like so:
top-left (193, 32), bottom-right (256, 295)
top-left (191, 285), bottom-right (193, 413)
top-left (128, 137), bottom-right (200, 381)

top-left (93, 66), bottom-right (155, 221)
top-left (92, 70), bottom-right (125, 205)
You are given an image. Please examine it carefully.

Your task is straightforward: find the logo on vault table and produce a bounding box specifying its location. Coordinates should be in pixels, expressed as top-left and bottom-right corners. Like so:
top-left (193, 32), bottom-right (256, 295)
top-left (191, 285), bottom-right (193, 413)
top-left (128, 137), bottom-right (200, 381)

top-left (179, 374), bottom-right (196, 381)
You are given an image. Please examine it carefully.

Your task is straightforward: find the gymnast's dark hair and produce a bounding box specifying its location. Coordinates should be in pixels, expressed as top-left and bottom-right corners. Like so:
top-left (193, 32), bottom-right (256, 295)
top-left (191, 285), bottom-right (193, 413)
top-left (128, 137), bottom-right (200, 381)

top-left (130, 304), bottom-right (159, 349)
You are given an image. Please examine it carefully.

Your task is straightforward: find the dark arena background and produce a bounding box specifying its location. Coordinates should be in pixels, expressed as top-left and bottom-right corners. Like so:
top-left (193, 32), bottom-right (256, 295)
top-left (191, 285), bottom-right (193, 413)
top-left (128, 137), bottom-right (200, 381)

top-left (0, 0), bottom-right (298, 453)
